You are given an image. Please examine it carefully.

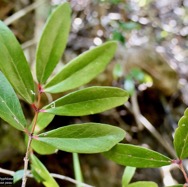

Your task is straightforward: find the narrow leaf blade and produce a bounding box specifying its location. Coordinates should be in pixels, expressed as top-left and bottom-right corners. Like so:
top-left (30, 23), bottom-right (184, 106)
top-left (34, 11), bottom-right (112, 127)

top-left (43, 86), bottom-right (129, 116)
top-left (44, 41), bottom-right (117, 93)
top-left (31, 154), bottom-right (59, 187)
top-left (36, 123), bottom-right (125, 153)
top-left (34, 112), bottom-right (55, 133)
top-left (122, 166), bottom-right (136, 187)
top-left (103, 144), bottom-right (172, 168)
top-left (36, 2), bottom-right (71, 84)
top-left (0, 72), bottom-right (27, 131)
top-left (0, 21), bottom-right (35, 103)
top-left (174, 108), bottom-right (188, 159)
top-left (127, 181), bottom-right (158, 187)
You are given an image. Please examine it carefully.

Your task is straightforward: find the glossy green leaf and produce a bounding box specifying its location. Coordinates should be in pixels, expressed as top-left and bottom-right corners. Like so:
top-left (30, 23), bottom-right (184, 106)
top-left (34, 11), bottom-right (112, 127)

top-left (32, 139), bottom-right (57, 155)
top-left (0, 21), bottom-right (35, 103)
top-left (44, 41), bottom-right (117, 93)
top-left (13, 170), bottom-right (24, 183)
top-left (30, 154), bottom-right (59, 187)
top-left (43, 86), bottom-right (129, 116)
top-left (0, 72), bottom-right (27, 131)
top-left (174, 108), bottom-right (188, 159)
top-left (122, 166), bottom-right (136, 187)
top-left (103, 144), bottom-right (172, 168)
top-left (36, 123), bottom-right (125, 153)
top-left (34, 112), bottom-right (55, 133)
top-left (127, 181), bottom-right (158, 187)
top-left (36, 2), bottom-right (71, 84)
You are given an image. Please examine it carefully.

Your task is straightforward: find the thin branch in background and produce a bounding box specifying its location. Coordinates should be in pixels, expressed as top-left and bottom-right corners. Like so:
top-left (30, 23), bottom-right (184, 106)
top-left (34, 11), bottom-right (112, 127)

top-left (125, 92), bottom-right (176, 158)
top-left (4, 0), bottom-right (46, 26)
top-left (0, 168), bottom-right (94, 187)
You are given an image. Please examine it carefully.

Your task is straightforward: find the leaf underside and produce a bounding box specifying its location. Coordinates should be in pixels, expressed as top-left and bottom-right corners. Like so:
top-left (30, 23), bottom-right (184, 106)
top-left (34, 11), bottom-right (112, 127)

top-left (0, 72), bottom-right (27, 131)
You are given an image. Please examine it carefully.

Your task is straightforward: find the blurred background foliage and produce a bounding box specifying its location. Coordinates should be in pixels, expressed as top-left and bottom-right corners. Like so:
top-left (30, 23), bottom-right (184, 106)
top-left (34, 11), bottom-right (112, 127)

top-left (0, 0), bottom-right (188, 186)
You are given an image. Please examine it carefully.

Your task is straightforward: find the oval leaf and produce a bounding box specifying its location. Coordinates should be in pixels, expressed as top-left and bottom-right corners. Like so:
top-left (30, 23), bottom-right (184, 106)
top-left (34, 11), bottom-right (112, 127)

top-left (44, 41), bottom-right (117, 93)
top-left (36, 2), bottom-right (71, 84)
top-left (36, 123), bottom-right (125, 153)
top-left (0, 21), bottom-right (35, 103)
top-left (103, 143), bottom-right (172, 168)
top-left (174, 108), bottom-right (188, 159)
top-left (43, 86), bottom-right (129, 116)
top-left (127, 181), bottom-right (158, 187)
top-left (0, 72), bottom-right (27, 131)
top-left (31, 154), bottom-right (59, 187)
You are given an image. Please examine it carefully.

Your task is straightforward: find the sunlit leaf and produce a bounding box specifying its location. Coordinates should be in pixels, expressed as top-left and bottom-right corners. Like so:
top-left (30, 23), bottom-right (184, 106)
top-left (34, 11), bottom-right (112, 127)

top-left (0, 72), bottom-right (27, 131)
top-left (30, 154), bottom-right (59, 187)
top-left (43, 86), bottom-right (129, 116)
top-left (174, 108), bottom-right (188, 159)
top-left (103, 143), bottom-right (172, 168)
top-left (122, 166), bottom-right (136, 187)
top-left (35, 123), bottom-right (125, 153)
top-left (36, 2), bottom-right (71, 84)
top-left (127, 181), bottom-right (158, 187)
top-left (44, 41), bottom-right (117, 93)
top-left (0, 21), bottom-right (35, 103)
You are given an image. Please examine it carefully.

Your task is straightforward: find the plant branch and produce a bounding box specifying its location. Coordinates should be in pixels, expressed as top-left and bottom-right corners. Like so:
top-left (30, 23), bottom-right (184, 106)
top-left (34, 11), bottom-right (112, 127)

top-left (179, 162), bottom-right (188, 183)
top-left (22, 86), bottom-right (42, 187)
top-left (125, 92), bottom-right (176, 158)
top-left (4, 0), bottom-right (46, 26)
top-left (0, 168), bottom-right (94, 187)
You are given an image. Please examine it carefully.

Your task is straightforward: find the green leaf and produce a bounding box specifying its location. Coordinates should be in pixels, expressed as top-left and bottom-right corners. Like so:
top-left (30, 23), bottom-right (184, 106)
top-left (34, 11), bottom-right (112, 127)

top-left (127, 181), bottom-right (158, 187)
top-left (13, 170), bottom-right (24, 183)
top-left (122, 166), bottom-right (136, 187)
top-left (174, 108), bottom-right (188, 159)
top-left (73, 153), bottom-right (83, 187)
top-left (32, 139), bottom-right (57, 155)
top-left (44, 41), bottom-right (117, 93)
top-left (112, 31), bottom-right (125, 44)
top-left (34, 112), bottom-right (55, 133)
top-left (36, 123), bottom-right (125, 153)
top-left (0, 21), bottom-right (35, 103)
top-left (103, 143), bottom-right (172, 168)
top-left (30, 154), bottom-right (59, 187)
top-left (0, 72), bottom-right (27, 131)
top-left (36, 2), bottom-right (71, 84)
top-left (43, 86), bottom-right (129, 116)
